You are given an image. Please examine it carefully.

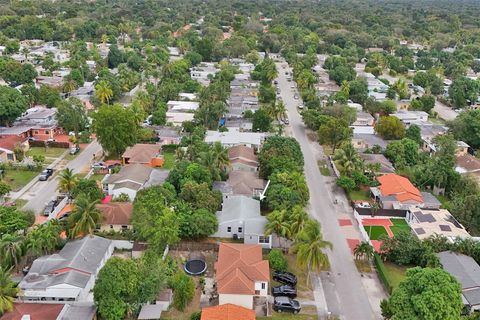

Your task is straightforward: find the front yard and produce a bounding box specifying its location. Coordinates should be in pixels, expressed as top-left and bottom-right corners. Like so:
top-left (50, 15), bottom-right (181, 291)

top-left (348, 190), bottom-right (371, 201)
top-left (3, 169), bottom-right (40, 191)
top-left (27, 147), bottom-right (67, 158)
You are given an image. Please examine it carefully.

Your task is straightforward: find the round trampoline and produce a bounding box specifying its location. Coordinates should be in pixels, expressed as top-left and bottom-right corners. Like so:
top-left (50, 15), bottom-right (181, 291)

top-left (184, 253), bottom-right (207, 276)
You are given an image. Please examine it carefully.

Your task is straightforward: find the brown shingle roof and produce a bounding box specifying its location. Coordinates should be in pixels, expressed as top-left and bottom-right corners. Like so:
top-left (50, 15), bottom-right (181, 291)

top-left (228, 145), bottom-right (258, 167)
top-left (201, 304), bottom-right (256, 320)
top-left (96, 202), bottom-right (133, 226)
top-left (215, 243), bottom-right (269, 295)
top-left (227, 171), bottom-right (266, 196)
top-left (122, 144), bottom-right (161, 164)
top-left (456, 154), bottom-right (480, 173)
top-left (1, 303), bottom-right (64, 320)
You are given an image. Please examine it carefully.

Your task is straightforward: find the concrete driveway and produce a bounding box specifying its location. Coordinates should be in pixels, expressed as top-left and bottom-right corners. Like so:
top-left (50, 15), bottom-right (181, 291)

top-left (276, 62), bottom-right (382, 320)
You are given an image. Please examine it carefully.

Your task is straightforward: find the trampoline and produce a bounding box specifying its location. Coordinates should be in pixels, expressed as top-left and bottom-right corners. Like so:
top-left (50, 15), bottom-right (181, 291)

top-left (184, 253), bottom-right (207, 276)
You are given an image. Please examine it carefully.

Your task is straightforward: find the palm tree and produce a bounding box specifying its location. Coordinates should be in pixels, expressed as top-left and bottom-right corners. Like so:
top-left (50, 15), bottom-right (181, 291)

top-left (265, 210), bottom-right (292, 252)
top-left (95, 80), bottom-right (113, 105)
top-left (289, 206), bottom-right (309, 238)
top-left (198, 151), bottom-right (221, 181)
top-left (212, 142), bottom-right (230, 173)
top-left (0, 234), bottom-right (24, 270)
top-left (0, 266), bottom-right (19, 315)
top-left (62, 78), bottom-right (77, 94)
top-left (354, 242), bottom-right (374, 261)
top-left (69, 195), bottom-right (101, 239)
top-left (58, 168), bottom-right (79, 197)
top-left (290, 219), bottom-right (332, 284)
top-left (26, 221), bottom-right (62, 257)
top-left (101, 34), bottom-right (109, 49)
top-left (333, 143), bottom-right (362, 176)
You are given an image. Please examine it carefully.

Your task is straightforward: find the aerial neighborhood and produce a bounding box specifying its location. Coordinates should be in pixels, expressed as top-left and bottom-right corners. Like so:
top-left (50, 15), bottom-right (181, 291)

top-left (0, 1), bottom-right (480, 320)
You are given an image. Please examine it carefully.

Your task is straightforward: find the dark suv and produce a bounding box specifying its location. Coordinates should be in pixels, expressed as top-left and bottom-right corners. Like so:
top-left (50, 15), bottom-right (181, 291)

top-left (271, 284), bottom-right (297, 298)
top-left (273, 296), bottom-right (301, 314)
top-left (273, 271), bottom-right (297, 286)
top-left (43, 199), bottom-right (57, 216)
top-left (39, 168), bottom-right (54, 181)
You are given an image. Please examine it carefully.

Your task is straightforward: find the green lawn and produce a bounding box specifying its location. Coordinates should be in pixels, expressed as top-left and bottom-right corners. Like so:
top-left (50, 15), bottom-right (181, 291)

top-left (390, 219), bottom-right (411, 236)
top-left (364, 225), bottom-right (389, 240)
top-left (162, 151), bottom-right (175, 169)
top-left (348, 190), bottom-right (371, 201)
top-left (3, 170), bottom-right (40, 191)
top-left (89, 174), bottom-right (106, 182)
top-left (383, 262), bottom-right (407, 290)
top-left (317, 160), bottom-right (330, 176)
top-left (27, 147), bottom-right (67, 158)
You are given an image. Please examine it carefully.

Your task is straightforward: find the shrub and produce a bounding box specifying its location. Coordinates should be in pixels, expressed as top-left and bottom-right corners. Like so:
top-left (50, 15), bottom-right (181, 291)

top-left (336, 176), bottom-right (356, 192)
top-left (268, 249), bottom-right (288, 271)
top-left (171, 272), bottom-right (195, 311)
top-left (374, 253), bottom-right (393, 294)
top-left (189, 311), bottom-right (201, 320)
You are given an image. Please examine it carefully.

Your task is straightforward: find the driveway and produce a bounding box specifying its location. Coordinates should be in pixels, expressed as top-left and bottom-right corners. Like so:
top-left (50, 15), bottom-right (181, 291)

top-left (276, 63), bottom-right (380, 320)
top-left (22, 141), bottom-right (102, 214)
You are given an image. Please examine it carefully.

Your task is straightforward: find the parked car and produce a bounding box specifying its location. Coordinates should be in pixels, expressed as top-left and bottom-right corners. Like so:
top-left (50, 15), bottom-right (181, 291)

top-left (294, 94), bottom-right (299, 100)
top-left (273, 80), bottom-right (278, 84)
top-left (273, 296), bottom-right (301, 314)
top-left (43, 199), bottom-right (57, 216)
top-left (283, 118), bottom-right (290, 125)
top-left (272, 285), bottom-right (297, 298)
top-left (298, 105), bottom-right (304, 110)
top-left (273, 271), bottom-right (297, 286)
top-left (107, 163), bottom-right (122, 170)
top-left (39, 169), bottom-right (54, 181)
top-left (92, 162), bottom-right (107, 170)
top-left (69, 146), bottom-right (80, 155)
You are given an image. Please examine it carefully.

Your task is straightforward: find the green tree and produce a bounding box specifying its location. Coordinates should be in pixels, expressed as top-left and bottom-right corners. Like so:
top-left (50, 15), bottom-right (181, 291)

top-left (93, 104), bottom-right (138, 157)
top-left (179, 182), bottom-right (222, 213)
top-left (265, 210), bottom-right (291, 250)
top-left (0, 234), bottom-right (24, 269)
top-left (405, 124), bottom-right (422, 145)
top-left (333, 143), bottom-right (362, 176)
top-left (0, 266), bottom-right (18, 315)
top-left (375, 116), bottom-right (405, 140)
top-left (318, 118), bottom-right (352, 153)
top-left (0, 207), bottom-right (34, 235)
top-left (56, 98), bottom-right (88, 142)
top-left (107, 44), bottom-right (125, 69)
top-left (385, 138), bottom-right (419, 168)
top-left (449, 109), bottom-right (480, 149)
top-left (252, 108), bottom-right (272, 132)
top-left (336, 176), bottom-right (356, 192)
top-left (68, 195), bottom-right (101, 238)
top-left (171, 272), bottom-right (195, 311)
top-left (58, 168), bottom-right (79, 196)
top-left (71, 179), bottom-right (104, 201)
top-left (95, 80), bottom-right (113, 105)
top-left (38, 85), bottom-right (61, 108)
top-left (353, 242), bottom-right (374, 261)
top-left (0, 182), bottom-right (11, 199)
top-left (0, 86), bottom-right (28, 126)
top-left (449, 77), bottom-right (479, 108)
top-left (382, 267), bottom-right (462, 320)
top-left (268, 249), bottom-right (288, 272)
top-left (392, 78), bottom-right (409, 100)
top-left (290, 219), bottom-right (332, 283)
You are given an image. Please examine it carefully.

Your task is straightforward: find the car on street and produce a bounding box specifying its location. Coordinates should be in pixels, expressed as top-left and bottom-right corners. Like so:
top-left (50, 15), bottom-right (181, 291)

top-left (283, 118), bottom-right (290, 125)
top-left (69, 146), bottom-right (80, 155)
top-left (92, 162), bottom-right (107, 170)
top-left (39, 168), bottom-right (54, 181)
top-left (294, 94), bottom-right (299, 99)
top-left (273, 80), bottom-right (278, 84)
top-left (43, 199), bottom-right (57, 216)
top-left (273, 271), bottom-right (297, 286)
top-left (298, 105), bottom-right (304, 110)
top-left (272, 285), bottom-right (297, 298)
top-left (273, 296), bottom-right (301, 314)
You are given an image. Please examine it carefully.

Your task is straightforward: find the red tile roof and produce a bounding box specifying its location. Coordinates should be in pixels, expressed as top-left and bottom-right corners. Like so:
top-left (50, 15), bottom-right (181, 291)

top-left (0, 135), bottom-right (25, 152)
top-left (377, 173), bottom-right (422, 203)
top-left (1, 303), bottom-right (64, 320)
top-left (215, 243), bottom-right (269, 295)
top-left (96, 202), bottom-right (133, 226)
top-left (201, 304), bottom-right (256, 320)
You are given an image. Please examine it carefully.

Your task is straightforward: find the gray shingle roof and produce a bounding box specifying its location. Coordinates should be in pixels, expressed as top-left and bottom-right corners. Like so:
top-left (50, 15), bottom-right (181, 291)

top-left (438, 251), bottom-right (480, 290)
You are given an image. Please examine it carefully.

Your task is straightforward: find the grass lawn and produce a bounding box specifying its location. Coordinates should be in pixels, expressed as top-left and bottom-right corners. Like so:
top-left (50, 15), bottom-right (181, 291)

top-left (3, 170), bottom-right (40, 191)
top-left (162, 151), bottom-right (175, 170)
top-left (383, 262), bottom-right (407, 290)
top-left (317, 159), bottom-right (330, 176)
top-left (27, 147), bottom-right (67, 158)
top-left (390, 219), bottom-right (411, 236)
top-left (364, 225), bottom-right (388, 240)
top-left (348, 190), bottom-right (370, 201)
top-left (89, 174), bottom-right (106, 182)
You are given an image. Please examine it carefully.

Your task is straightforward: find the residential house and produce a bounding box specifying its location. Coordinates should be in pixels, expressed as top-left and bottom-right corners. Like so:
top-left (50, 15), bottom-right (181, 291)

top-left (352, 133), bottom-right (389, 151)
top-left (178, 92), bottom-right (197, 101)
top-left (201, 304), bottom-right (256, 320)
top-left (213, 170), bottom-right (266, 197)
top-left (165, 111), bottom-right (195, 126)
top-left (352, 111), bottom-right (375, 126)
top-left (392, 110), bottom-right (429, 126)
top-left (215, 243), bottom-right (270, 309)
top-left (137, 304), bottom-right (163, 320)
top-left (1, 303), bottom-right (96, 320)
top-left (190, 62), bottom-right (219, 86)
top-left (19, 236), bottom-right (113, 302)
top-left (456, 141), bottom-right (470, 156)
top-left (406, 207), bottom-right (470, 240)
top-left (167, 100), bottom-right (200, 112)
top-left (456, 153), bottom-right (480, 183)
top-left (0, 135), bottom-right (27, 162)
top-left (205, 129), bottom-right (266, 149)
top-left (359, 153), bottom-right (395, 174)
top-left (102, 164), bottom-right (153, 201)
top-left (154, 127), bottom-right (183, 145)
top-left (35, 76), bottom-right (64, 89)
top-left (437, 251), bottom-right (480, 313)
top-left (122, 144), bottom-right (164, 167)
top-left (228, 145), bottom-right (258, 172)
top-left (371, 173), bottom-right (441, 209)
top-left (96, 202), bottom-right (133, 232)
top-left (212, 196), bottom-right (271, 249)
top-left (419, 124), bottom-right (449, 153)
top-left (224, 118), bottom-right (253, 131)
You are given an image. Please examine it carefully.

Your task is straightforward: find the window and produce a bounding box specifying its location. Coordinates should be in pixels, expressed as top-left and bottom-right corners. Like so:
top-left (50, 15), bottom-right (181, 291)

top-left (110, 225), bottom-right (113, 229)
top-left (122, 225), bottom-right (128, 230)
top-left (261, 283), bottom-right (266, 289)
top-left (258, 236), bottom-right (270, 244)
top-left (238, 227), bottom-right (243, 233)
top-left (227, 227), bottom-right (231, 232)
top-left (45, 130), bottom-right (49, 134)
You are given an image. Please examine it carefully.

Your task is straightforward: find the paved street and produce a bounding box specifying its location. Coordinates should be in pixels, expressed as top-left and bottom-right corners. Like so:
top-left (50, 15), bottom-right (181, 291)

top-left (22, 141), bottom-right (102, 214)
top-left (276, 63), bottom-right (379, 320)
top-left (434, 99), bottom-right (458, 121)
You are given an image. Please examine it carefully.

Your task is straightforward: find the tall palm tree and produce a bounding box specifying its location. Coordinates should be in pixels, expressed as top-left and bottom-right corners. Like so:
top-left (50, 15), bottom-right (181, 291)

top-left (265, 210), bottom-right (291, 252)
top-left (62, 78), bottom-right (77, 95)
top-left (58, 168), bottom-right (79, 197)
top-left (69, 195), bottom-right (101, 239)
top-left (0, 266), bottom-right (19, 315)
top-left (333, 143), bottom-right (362, 176)
top-left (289, 206), bottom-right (309, 238)
top-left (212, 142), bottom-right (230, 173)
top-left (197, 151), bottom-right (221, 181)
top-left (354, 241), bottom-right (374, 261)
top-left (290, 219), bottom-right (332, 284)
top-left (0, 234), bottom-right (24, 270)
top-left (95, 80), bottom-right (113, 105)
top-left (26, 221), bottom-right (62, 256)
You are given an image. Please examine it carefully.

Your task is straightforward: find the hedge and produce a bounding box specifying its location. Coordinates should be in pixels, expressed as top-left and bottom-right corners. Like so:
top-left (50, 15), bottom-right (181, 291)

top-left (374, 253), bottom-right (393, 294)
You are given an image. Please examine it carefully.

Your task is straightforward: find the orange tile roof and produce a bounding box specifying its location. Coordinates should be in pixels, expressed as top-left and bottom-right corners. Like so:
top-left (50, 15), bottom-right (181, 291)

top-left (377, 173), bottom-right (423, 203)
top-left (2, 303), bottom-right (64, 320)
top-left (201, 304), bottom-right (256, 320)
top-left (0, 135), bottom-right (25, 152)
top-left (215, 243), bottom-right (269, 295)
top-left (56, 204), bottom-right (73, 219)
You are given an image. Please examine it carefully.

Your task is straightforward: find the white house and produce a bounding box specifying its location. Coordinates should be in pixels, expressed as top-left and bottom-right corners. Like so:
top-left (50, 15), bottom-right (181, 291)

top-left (102, 164), bottom-right (153, 201)
top-left (205, 128), bottom-right (266, 149)
top-left (18, 236), bottom-right (113, 302)
top-left (215, 243), bottom-right (270, 309)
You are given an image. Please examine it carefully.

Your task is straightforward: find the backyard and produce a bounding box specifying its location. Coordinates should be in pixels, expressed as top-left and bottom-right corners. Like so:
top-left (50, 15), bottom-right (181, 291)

top-left (383, 262), bottom-right (408, 290)
top-left (162, 151), bottom-right (176, 170)
top-left (364, 225), bottom-right (389, 240)
top-left (389, 219), bottom-right (411, 235)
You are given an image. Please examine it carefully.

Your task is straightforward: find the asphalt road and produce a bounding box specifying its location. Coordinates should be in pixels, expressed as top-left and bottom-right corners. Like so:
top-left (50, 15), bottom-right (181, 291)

top-left (434, 99), bottom-right (458, 121)
top-left (276, 63), bottom-right (377, 320)
top-left (22, 141), bottom-right (102, 214)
